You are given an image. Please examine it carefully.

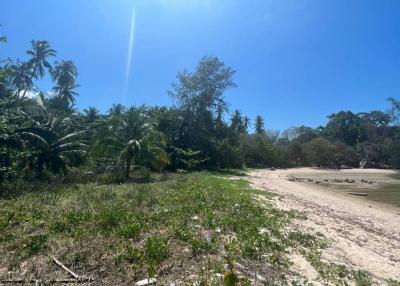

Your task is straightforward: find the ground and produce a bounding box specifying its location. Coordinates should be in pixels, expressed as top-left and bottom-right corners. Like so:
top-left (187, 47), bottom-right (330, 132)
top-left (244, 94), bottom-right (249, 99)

top-left (1, 170), bottom-right (399, 285)
top-left (248, 168), bottom-right (400, 285)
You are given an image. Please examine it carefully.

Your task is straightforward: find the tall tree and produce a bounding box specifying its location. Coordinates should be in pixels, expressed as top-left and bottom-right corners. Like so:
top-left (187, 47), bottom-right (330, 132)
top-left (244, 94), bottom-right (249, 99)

top-left (94, 106), bottom-right (169, 179)
top-left (51, 60), bottom-right (79, 110)
top-left (255, 115), bottom-right (265, 134)
top-left (83, 107), bottom-right (100, 123)
top-left (169, 56), bottom-right (236, 120)
top-left (168, 56), bottom-right (237, 165)
top-left (388, 97), bottom-right (400, 125)
top-left (23, 40), bottom-right (56, 99)
top-left (10, 61), bottom-right (34, 97)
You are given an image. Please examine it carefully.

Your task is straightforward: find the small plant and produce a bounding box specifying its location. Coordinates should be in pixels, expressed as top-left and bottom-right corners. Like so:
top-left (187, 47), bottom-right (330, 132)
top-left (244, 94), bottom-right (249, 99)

top-left (117, 221), bottom-right (141, 238)
top-left (353, 270), bottom-right (372, 286)
top-left (24, 234), bottom-right (48, 257)
top-left (125, 245), bottom-right (144, 264)
top-left (49, 220), bottom-right (71, 234)
top-left (97, 206), bottom-right (128, 233)
top-left (144, 236), bottom-right (169, 264)
top-left (223, 237), bottom-right (239, 286)
top-left (386, 279), bottom-right (400, 286)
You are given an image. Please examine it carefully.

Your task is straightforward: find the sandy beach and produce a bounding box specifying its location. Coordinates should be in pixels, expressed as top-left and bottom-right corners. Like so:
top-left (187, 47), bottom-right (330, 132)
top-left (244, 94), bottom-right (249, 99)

top-left (248, 168), bottom-right (400, 284)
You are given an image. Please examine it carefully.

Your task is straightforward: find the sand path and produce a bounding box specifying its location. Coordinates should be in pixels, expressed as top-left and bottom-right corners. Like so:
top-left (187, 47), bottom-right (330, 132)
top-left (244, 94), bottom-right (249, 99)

top-left (248, 168), bottom-right (400, 284)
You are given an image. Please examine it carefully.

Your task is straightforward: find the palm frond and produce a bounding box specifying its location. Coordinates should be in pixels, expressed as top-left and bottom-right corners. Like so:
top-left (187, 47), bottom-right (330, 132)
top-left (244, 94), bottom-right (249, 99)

top-left (52, 142), bottom-right (88, 153)
top-left (57, 130), bottom-right (87, 144)
top-left (18, 132), bottom-right (50, 150)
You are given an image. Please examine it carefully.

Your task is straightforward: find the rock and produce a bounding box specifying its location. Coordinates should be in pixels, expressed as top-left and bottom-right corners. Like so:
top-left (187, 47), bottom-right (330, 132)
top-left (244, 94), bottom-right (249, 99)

top-left (308, 179), bottom-right (314, 182)
top-left (83, 171), bottom-right (95, 177)
top-left (340, 165), bottom-right (352, 169)
top-left (256, 274), bottom-right (267, 282)
top-left (270, 167), bottom-right (276, 171)
top-left (136, 278), bottom-right (157, 286)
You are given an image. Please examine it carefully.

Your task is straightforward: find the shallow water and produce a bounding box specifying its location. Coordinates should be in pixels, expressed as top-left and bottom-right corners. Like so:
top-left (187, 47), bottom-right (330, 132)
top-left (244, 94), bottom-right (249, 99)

top-left (297, 171), bottom-right (400, 208)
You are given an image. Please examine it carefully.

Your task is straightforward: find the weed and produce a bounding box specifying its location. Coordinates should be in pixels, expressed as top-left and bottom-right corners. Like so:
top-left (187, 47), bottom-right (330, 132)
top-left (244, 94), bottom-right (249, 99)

top-left (117, 221), bottom-right (141, 238)
top-left (144, 236), bottom-right (169, 265)
top-left (23, 234), bottom-right (48, 257)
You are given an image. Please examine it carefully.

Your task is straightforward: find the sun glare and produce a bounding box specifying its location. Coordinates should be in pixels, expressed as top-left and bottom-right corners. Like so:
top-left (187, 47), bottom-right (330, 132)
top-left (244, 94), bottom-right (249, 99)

top-left (123, 7), bottom-right (136, 100)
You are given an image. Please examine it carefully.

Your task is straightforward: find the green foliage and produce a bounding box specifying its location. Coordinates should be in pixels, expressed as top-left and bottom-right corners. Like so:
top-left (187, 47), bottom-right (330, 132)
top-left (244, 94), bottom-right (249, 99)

top-left (24, 234), bottom-right (48, 257)
top-left (144, 236), bottom-right (169, 264)
top-left (117, 221), bottom-right (141, 238)
top-left (0, 173), bottom-right (380, 283)
top-left (254, 115), bottom-right (265, 134)
top-left (170, 147), bottom-right (207, 171)
top-left (3, 36), bottom-right (400, 182)
top-left (240, 133), bottom-right (282, 167)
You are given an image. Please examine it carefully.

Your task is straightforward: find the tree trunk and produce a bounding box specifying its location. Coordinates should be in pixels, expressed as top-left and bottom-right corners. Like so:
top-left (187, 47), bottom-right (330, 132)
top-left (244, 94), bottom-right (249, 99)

top-left (22, 62), bottom-right (37, 99)
top-left (125, 155), bottom-right (132, 179)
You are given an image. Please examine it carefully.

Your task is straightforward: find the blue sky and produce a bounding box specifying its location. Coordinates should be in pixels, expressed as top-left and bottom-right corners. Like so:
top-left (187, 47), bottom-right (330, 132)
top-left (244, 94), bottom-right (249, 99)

top-left (1, 0), bottom-right (400, 130)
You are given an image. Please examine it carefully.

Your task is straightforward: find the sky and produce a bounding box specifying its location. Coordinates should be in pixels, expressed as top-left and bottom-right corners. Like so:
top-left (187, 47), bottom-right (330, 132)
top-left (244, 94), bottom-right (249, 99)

top-left (1, 0), bottom-right (400, 130)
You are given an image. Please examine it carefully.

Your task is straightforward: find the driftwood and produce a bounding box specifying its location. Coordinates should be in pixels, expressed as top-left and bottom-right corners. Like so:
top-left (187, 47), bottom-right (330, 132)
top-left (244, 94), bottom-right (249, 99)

top-left (348, 192), bottom-right (367, 196)
top-left (51, 256), bottom-right (80, 279)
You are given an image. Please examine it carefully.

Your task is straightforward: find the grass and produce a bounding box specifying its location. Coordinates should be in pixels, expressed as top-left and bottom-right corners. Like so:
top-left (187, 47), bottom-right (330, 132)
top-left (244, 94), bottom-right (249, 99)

top-left (0, 172), bottom-right (387, 285)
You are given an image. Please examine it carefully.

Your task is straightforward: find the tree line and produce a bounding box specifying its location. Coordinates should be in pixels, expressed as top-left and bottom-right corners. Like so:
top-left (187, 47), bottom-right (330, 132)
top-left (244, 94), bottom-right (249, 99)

top-left (1, 38), bottom-right (400, 185)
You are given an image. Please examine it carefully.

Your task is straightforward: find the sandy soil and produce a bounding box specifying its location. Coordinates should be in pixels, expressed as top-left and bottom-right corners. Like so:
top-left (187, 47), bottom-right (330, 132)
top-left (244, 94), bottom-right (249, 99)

top-left (248, 168), bottom-right (400, 285)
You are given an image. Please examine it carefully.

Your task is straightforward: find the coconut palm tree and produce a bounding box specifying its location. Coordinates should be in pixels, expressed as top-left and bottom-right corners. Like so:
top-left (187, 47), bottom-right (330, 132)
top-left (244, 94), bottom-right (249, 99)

top-left (52, 84), bottom-right (79, 111)
top-left (17, 126), bottom-right (88, 175)
top-left (108, 103), bottom-right (126, 117)
top-left (51, 60), bottom-right (79, 111)
top-left (52, 60), bottom-right (77, 86)
top-left (10, 61), bottom-right (35, 98)
top-left (22, 40), bottom-right (56, 99)
top-left (94, 106), bottom-right (169, 179)
top-left (83, 107), bottom-right (100, 123)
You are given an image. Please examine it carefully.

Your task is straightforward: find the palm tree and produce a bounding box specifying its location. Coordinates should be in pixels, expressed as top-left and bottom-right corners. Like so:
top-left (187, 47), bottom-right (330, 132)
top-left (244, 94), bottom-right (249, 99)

top-left (108, 104), bottom-right (126, 117)
top-left (10, 61), bottom-right (35, 98)
top-left (94, 107), bottom-right (169, 179)
top-left (17, 126), bottom-right (87, 175)
top-left (22, 40), bottom-right (56, 99)
top-left (51, 60), bottom-right (79, 111)
top-left (52, 60), bottom-right (77, 86)
top-left (52, 84), bottom-right (79, 111)
top-left (83, 107), bottom-right (100, 123)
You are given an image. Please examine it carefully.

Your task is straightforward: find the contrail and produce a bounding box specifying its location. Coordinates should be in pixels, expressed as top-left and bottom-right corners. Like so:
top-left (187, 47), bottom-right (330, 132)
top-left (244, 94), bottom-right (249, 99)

top-left (124, 7), bottom-right (136, 100)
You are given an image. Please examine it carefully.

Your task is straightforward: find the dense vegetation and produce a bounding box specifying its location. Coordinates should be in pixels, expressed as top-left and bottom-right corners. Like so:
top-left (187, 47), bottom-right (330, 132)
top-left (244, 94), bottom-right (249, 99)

top-left (1, 38), bottom-right (400, 188)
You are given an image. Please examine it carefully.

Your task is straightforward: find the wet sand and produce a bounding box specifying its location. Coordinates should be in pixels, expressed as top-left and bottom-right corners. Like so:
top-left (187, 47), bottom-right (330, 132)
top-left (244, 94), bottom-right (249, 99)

top-left (248, 168), bottom-right (400, 284)
top-left (286, 169), bottom-right (400, 207)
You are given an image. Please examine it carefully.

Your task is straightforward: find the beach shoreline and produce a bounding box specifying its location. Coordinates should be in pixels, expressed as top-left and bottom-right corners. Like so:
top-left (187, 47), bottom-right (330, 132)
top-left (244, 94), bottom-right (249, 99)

top-left (248, 168), bottom-right (400, 284)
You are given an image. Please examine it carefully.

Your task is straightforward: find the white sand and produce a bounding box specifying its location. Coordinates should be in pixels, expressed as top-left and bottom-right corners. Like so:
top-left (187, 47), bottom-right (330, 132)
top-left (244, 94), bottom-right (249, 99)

top-left (248, 168), bottom-right (400, 284)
